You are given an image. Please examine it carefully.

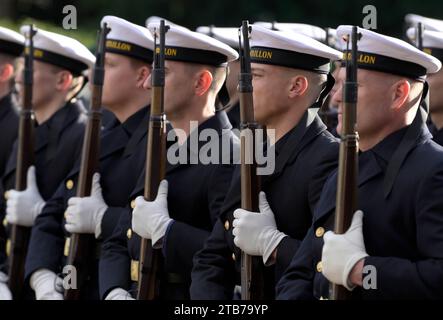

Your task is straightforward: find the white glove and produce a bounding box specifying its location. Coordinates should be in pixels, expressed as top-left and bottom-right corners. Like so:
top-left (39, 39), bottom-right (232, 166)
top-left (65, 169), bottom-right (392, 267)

top-left (65, 173), bottom-right (108, 238)
top-left (132, 180), bottom-right (172, 249)
top-left (322, 210), bottom-right (368, 291)
top-left (0, 272), bottom-right (12, 300)
top-left (30, 269), bottom-right (64, 300)
top-left (232, 191), bottom-right (287, 265)
top-left (105, 288), bottom-right (135, 300)
top-left (6, 166), bottom-right (45, 227)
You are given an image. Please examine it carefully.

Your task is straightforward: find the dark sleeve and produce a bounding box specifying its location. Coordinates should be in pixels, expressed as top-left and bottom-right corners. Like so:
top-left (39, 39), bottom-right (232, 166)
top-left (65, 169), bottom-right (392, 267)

top-left (100, 206), bottom-right (126, 241)
top-left (361, 163), bottom-right (443, 299)
top-left (99, 207), bottom-right (132, 299)
top-left (190, 219), bottom-right (236, 300)
top-left (163, 164), bottom-right (234, 276)
top-left (276, 140), bottom-right (338, 277)
top-left (276, 226), bottom-right (316, 300)
top-left (24, 183), bottom-right (66, 280)
top-left (0, 182), bottom-right (6, 272)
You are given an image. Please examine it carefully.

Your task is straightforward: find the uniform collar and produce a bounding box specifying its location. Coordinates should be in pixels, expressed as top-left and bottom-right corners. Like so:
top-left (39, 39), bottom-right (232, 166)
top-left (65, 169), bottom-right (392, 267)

top-left (369, 126), bottom-right (409, 165)
top-left (121, 106), bottom-right (149, 137)
top-left (0, 92), bottom-right (15, 119)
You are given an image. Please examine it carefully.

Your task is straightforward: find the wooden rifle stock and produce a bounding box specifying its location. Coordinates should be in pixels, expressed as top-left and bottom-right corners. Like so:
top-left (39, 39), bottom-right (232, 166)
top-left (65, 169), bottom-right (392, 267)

top-left (137, 20), bottom-right (168, 300)
top-left (330, 26), bottom-right (360, 300)
top-left (8, 24), bottom-right (36, 300)
top-left (64, 24), bottom-right (110, 300)
top-left (238, 21), bottom-right (267, 300)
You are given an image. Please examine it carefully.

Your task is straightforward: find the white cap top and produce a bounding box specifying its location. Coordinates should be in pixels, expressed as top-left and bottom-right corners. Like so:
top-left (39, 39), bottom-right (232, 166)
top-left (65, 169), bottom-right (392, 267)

top-left (248, 24), bottom-right (341, 73)
top-left (145, 16), bottom-right (184, 29)
top-left (101, 15), bottom-right (154, 63)
top-left (254, 21), bottom-right (327, 43)
top-left (0, 26), bottom-right (24, 56)
top-left (405, 14), bottom-right (443, 32)
top-left (336, 25), bottom-right (441, 79)
top-left (406, 27), bottom-right (443, 62)
top-left (196, 26), bottom-right (239, 49)
top-left (147, 23), bottom-right (238, 66)
top-left (20, 25), bottom-right (94, 75)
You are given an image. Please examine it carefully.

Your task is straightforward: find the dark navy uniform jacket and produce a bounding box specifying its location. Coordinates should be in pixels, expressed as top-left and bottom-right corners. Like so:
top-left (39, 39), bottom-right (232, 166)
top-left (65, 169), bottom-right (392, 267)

top-left (0, 93), bottom-right (19, 176)
top-left (190, 110), bottom-right (339, 300)
top-left (0, 92), bottom-right (19, 269)
top-left (24, 106), bottom-right (150, 299)
top-left (99, 111), bottom-right (239, 300)
top-left (428, 120), bottom-right (443, 146)
top-left (0, 100), bottom-right (87, 273)
top-left (277, 123), bottom-right (443, 300)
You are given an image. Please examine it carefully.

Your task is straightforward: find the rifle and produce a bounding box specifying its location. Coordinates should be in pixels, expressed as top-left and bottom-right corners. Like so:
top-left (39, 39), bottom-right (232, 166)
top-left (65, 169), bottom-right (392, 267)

top-left (64, 23), bottom-right (110, 300)
top-left (8, 24), bottom-right (36, 299)
top-left (238, 20), bottom-right (267, 300)
top-left (137, 19), bottom-right (168, 300)
top-left (330, 26), bottom-right (360, 300)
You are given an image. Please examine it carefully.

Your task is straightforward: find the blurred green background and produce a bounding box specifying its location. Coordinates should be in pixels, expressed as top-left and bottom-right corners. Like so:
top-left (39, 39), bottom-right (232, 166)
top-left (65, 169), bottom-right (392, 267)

top-left (1, 0), bottom-right (442, 49)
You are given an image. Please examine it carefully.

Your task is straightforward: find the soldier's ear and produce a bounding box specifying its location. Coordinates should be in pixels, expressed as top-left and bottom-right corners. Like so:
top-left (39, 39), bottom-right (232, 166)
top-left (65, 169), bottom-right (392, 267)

top-left (0, 63), bottom-right (14, 82)
top-left (55, 70), bottom-right (74, 91)
top-left (288, 75), bottom-right (308, 99)
top-left (194, 69), bottom-right (213, 97)
top-left (391, 79), bottom-right (410, 111)
top-left (136, 65), bottom-right (151, 88)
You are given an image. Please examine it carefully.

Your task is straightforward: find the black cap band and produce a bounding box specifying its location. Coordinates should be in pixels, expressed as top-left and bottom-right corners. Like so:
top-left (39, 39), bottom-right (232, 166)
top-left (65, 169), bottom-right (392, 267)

top-left (342, 50), bottom-right (427, 81)
top-left (0, 39), bottom-right (24, 57)
top-left (106, 39), bottom-right (153, 63)
top-left (26, 47), bottom-right (88, 76)
top-left (163, 46), bottom-right (228, 67)
top-left (249, 46), bottom-right (331, 74)
top-left (423, 47), bottom-right (443, 63)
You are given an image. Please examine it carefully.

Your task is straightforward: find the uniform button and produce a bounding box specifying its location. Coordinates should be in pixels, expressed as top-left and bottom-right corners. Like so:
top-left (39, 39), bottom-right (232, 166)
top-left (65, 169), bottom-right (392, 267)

top-left (4, 191), bottom-right (9, 200)
top-left (6, 239), bottom-right (11, 257)
top-left (130, 199), bottom-right (136, 209)
top-left (64, 237), bottom-right (71, 257)
top-left (66, 180), bottom-right (74, 190)
top-left (127, 228), bottom-right (132, 239)
top-left (315, 227), bottom-right (325, 238)
top-left (224, 220), bottom-right (230, 230)
top-left (2, 218), bottom-right (7, 227)
top-left (232, 253), bottom-right (236, 261)
top-left (316, 261), bottom-right (323, 273)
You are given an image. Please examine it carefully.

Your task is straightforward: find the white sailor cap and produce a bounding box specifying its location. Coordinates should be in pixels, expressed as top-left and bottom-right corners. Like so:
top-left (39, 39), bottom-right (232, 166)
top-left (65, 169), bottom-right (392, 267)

top-left (406, 28), bottom-right (443, 62)
top-left (249, 25), bottom-right (342, 74)
top-left (20, 25), bottom-right (94, 75)
top-left (337, 25), bottom-right (441, 80)
top-left (146, 23), bottom-right (238, 66)
top-left (405, 14), bottom-right (443, 32)
top-left (196, 26), bottom-right (239, 50)
top-left (146, 16), bottom-right (183, 29)
top-left (0, 26), bottom-right (24, 57)
top-left (101, 16), bottom-right (154, 63)
top-left (254, 21), bottom-right (327, 43)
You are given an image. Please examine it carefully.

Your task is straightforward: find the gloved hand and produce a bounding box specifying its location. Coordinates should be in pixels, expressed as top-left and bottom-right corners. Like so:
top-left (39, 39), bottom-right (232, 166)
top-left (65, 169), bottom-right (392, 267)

top-left (0, 272), bottom-right (12, 300)
top-left (132, 180), bottom-right (172, 248)
top-left (322, 210), bottom-right (368, 291)
top-left (232, 191), bottom-right (287, 265)
top-left (30, 269), bottom-right (64, 300)
top-left (65, 173), bottom-right (108, 238)
top-left (6, 166), bottom-right (45, 227)
top-left (105, 288), bottom-right (135, 300)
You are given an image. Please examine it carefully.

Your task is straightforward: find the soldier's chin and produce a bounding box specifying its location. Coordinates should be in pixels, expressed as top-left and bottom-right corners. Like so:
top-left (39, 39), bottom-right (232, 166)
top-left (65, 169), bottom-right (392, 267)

top-left (336, 122), bottom-right (342, 136)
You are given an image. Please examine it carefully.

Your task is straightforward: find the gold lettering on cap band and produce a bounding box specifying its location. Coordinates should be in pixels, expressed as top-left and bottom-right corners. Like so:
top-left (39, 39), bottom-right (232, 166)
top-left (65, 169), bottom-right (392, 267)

top-left (25, 47), bottom-right (44, 58)
top-left (106, 40), bottom-right (132, 52)
top-left (164, 48), bottom-right (177, 57)
top-left (343, 52), bottom-right (376, 65)
top-left (250, 49), bottom-right (273, 60)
